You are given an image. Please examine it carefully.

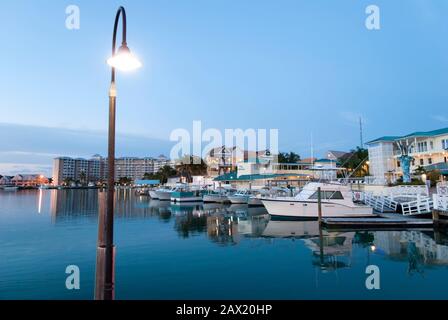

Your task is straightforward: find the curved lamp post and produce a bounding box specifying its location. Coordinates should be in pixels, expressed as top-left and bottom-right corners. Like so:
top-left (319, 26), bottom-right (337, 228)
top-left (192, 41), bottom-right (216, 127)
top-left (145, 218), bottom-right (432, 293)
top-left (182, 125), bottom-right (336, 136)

top-left (95, 6), bottom-right (141, 300)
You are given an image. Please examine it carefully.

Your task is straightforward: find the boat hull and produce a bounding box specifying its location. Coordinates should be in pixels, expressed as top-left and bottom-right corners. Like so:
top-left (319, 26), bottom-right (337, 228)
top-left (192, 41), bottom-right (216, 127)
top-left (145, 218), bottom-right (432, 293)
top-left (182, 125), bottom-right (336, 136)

top-left (262, 199), bottom-right (374, 219)
top-left (248, 197), bottom-right (264, 207)
top-left (171, 191), bottom-right (205, 203)
top-left (203, 194), bottom-right (230, 203)
top-left (156, 191), bottom-right (172, 201)
top-left (149, 191), bottom-right (159, 199)
top-left (228, 195), bottom-right (250, 204)
top-left (2, 187), bottom-right (19, 192)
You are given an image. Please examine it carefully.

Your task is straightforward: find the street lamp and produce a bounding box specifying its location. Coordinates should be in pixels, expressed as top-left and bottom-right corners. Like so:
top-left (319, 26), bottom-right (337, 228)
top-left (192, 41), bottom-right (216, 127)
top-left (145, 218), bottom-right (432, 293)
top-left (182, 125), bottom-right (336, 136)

top-left (95, 6), bottom-right (141, 301)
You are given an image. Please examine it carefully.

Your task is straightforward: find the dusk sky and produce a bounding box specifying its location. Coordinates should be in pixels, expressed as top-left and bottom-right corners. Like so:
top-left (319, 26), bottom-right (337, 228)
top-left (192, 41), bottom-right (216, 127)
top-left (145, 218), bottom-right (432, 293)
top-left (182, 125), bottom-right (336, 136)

top-left (1, 0), bottom-right (448, 176)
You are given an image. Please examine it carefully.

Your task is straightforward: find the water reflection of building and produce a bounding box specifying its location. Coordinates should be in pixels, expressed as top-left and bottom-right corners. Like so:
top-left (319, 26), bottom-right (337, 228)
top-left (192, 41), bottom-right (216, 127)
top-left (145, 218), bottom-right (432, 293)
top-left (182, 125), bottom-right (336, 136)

top-left (374, 231), bottom-right (448, 273)
top-left (50, 189), bottom-right (168, 223)
top-left (50, 189), bottom-right (99, 222)
top-left (174, 212), bottom-right (208, 238)
top-left (207, 215), bottom-right (240, 246)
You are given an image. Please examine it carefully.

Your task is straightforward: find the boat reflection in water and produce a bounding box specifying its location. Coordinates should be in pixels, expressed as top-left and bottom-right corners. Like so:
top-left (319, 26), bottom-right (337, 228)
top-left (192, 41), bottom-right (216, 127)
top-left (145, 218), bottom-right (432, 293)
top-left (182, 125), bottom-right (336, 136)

top-left (262, 220), bottom-right (355, 271)
top-left (48, 189), bottom-right (448, 276)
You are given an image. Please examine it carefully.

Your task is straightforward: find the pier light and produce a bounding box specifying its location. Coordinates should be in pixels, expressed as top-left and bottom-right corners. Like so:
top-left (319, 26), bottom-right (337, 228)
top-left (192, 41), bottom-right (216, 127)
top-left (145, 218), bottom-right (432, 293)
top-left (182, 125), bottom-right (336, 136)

top-left (96, 6), bottom-right (142, 301)
top-left (107, 45), bottom-right (142, 71)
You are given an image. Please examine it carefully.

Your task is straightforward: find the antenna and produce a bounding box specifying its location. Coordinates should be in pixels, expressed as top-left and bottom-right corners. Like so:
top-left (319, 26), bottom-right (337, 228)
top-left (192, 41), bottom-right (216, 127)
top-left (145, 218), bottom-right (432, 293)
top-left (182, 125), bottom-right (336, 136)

top-left (311, 132), bottom-right (314, 166)
top-left (359, 117), bottom-right (364, 148)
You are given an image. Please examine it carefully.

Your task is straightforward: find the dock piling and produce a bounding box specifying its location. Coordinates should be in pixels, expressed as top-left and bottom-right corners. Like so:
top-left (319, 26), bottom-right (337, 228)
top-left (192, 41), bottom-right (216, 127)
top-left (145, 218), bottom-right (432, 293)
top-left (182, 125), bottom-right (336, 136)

top-left (317, 187), bottom-right (323, 225)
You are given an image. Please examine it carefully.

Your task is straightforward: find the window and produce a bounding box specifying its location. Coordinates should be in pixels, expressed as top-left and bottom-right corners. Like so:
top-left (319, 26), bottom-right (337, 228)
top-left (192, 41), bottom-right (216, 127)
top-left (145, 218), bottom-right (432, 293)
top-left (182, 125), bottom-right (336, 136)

top-left (420, 159), bottom-right (424, 165)
top-left (430, 141), bottom-right (434, 150)
top-left (397, 161), bottom-right (401, 168)
top-left (309, 191), bottom-right (344, 200)
top-left (428, 158), bottom-right (432, 165)
top-left (442, 139), bottom-right (448, 150)
top-left (417, 141), bottom-right (428, 153)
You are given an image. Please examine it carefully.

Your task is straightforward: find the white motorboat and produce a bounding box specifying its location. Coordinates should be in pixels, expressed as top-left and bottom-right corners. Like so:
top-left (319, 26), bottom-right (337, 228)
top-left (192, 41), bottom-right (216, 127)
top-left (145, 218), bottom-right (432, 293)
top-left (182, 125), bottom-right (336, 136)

top-left (149, 190), bottom-right (159, 199)
top-left (203, 188), bottom-right (236, 203)
top-left (171, 186), bottom-right (206, 203)
top-left (262, 182), bottom-right (373, 219)
top-left (155, 186), bottom-right (177, 201)
top-left (227, 189), bottom-right (254, 204)
top-left (248, 187), bottom-right (292, 207)
top-left (2, 186), bottom-right (19, 192)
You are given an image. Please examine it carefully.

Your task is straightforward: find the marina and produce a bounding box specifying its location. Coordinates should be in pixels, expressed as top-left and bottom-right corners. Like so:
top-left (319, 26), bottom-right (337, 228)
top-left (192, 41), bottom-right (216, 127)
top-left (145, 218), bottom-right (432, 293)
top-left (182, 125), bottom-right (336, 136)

top-left (2, 188), bottom-right (448, 299)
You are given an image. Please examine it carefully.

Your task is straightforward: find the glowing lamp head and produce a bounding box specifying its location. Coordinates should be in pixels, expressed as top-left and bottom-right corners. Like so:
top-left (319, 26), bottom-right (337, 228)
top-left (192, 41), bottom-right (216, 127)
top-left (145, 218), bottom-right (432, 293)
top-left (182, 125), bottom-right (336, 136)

top-left (107, 45), bottom-right (142, 71)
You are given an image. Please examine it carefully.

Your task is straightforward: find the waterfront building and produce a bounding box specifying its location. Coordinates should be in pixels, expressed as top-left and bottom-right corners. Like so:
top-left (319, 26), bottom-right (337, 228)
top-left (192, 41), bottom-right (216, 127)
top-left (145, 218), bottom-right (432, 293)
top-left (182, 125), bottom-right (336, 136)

top-left (366, 127), bottom-right (448, 184)
top-left (205, 146), bottom-right (245, 176)
top-left (52, 155), bottom-right (172, 185)
top-left (205, 146), bottom-right (274, 177)
top-left (215, 158), bottom-right (332, 188)
top-left (10, 174), bottom-right (49, 187)
top-left (0, 175), bottom-right (13, 185)
top-left (52, 155), bottom-right (106, 186)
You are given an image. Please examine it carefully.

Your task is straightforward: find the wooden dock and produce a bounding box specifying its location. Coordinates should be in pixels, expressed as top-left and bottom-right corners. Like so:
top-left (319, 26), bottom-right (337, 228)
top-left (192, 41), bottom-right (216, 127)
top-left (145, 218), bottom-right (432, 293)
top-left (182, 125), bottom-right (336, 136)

top-left (433, 209), bottom-right (448, 228)
top-left (322, 214), bottom-right (434, 230)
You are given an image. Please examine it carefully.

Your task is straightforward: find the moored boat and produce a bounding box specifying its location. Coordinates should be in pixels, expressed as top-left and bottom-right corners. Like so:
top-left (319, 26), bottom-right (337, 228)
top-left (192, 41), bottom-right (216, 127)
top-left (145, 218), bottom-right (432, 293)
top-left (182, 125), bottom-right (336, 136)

top-left (228, 189), bottom-right (255, 204)
top-left (203, 188), bottom-right (235, 203)
top-left (171, 187), bottom-right (206, 203)
top-left (149, 190), bottom-right (159, 199)
top-left (155, 186), bottom-right (177, 201)
top-left (262, 182), bottom-right (373, 220)
top-left (248, 187), bottom-right (291, 207)
top-left (2, 186), bottom-right (19, 192)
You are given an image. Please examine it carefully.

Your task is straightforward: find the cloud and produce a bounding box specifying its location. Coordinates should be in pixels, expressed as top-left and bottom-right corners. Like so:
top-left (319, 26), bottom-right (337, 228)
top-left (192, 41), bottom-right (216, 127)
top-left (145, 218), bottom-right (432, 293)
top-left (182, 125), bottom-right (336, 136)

top-left (0, 123), bottom-right (172, 176)
top-left (0, 163), bottom-right (52, 176)
top-left (431, 115), bottom-right (448, 123)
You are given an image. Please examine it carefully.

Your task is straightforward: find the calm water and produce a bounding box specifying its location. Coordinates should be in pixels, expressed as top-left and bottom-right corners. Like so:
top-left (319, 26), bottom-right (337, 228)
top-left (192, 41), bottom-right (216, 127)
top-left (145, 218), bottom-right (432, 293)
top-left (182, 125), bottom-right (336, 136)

top-left (1, 189), bottom-right (448, 300)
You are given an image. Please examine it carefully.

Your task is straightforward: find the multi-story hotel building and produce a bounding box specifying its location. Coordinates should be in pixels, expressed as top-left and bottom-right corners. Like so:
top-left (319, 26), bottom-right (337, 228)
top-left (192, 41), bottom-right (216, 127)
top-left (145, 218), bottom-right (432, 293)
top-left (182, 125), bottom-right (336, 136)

top-left (52, 155), bottom-right (171, 185)
top-left (366, 127), bottom-right (448, 184)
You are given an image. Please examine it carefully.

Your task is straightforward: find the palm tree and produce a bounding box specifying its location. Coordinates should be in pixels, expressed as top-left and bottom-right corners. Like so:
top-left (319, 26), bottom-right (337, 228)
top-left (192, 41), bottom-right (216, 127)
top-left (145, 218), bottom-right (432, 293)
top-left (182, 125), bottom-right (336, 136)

top-left (157, 165), bottom-right (177, 184)
top-left (118, 177), bottom-right (132, 185)
top-left (175, 155), bottom-right (207, 183)
top-left (340, 147), bottom-right (369, 177)
top-left (143, 172), bottom-right (154, 180)
top-left (79, 171), bottom-right (87, 186)
top-left (63, 177), bottom-right (73, 186)
top-left (277, 152), bottom-right (301, 163)
top-left (413, 166), bottom-right (426, 175)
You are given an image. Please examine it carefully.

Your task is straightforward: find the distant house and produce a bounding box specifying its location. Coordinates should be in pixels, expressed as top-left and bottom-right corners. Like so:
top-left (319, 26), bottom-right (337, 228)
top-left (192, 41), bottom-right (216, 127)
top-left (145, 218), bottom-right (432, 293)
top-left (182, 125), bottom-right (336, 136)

top-left (11, 174), bottom-right (49, 187)
top-left (0, 176), bottom-right (13, 185)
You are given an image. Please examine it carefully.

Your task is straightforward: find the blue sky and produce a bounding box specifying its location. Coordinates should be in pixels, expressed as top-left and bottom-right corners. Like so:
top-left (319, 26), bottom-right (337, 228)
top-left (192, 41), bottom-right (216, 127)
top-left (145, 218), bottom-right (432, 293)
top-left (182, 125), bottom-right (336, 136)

top-left (1, 0), bottom-right (448, 175)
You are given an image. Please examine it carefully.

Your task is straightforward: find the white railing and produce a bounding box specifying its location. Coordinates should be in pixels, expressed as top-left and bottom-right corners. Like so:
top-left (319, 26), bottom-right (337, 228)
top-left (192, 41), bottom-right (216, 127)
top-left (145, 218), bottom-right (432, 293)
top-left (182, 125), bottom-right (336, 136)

top-left (401, 195), bottom-right (433, 216)
top-left (433, 194), bottom-right (448, 211)
top-left (437, 182), bottom-right (448, 196)
top-left (363, 191), bottom-right (433, 215)
top-left (364, 192), bottom-right (391, 212)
